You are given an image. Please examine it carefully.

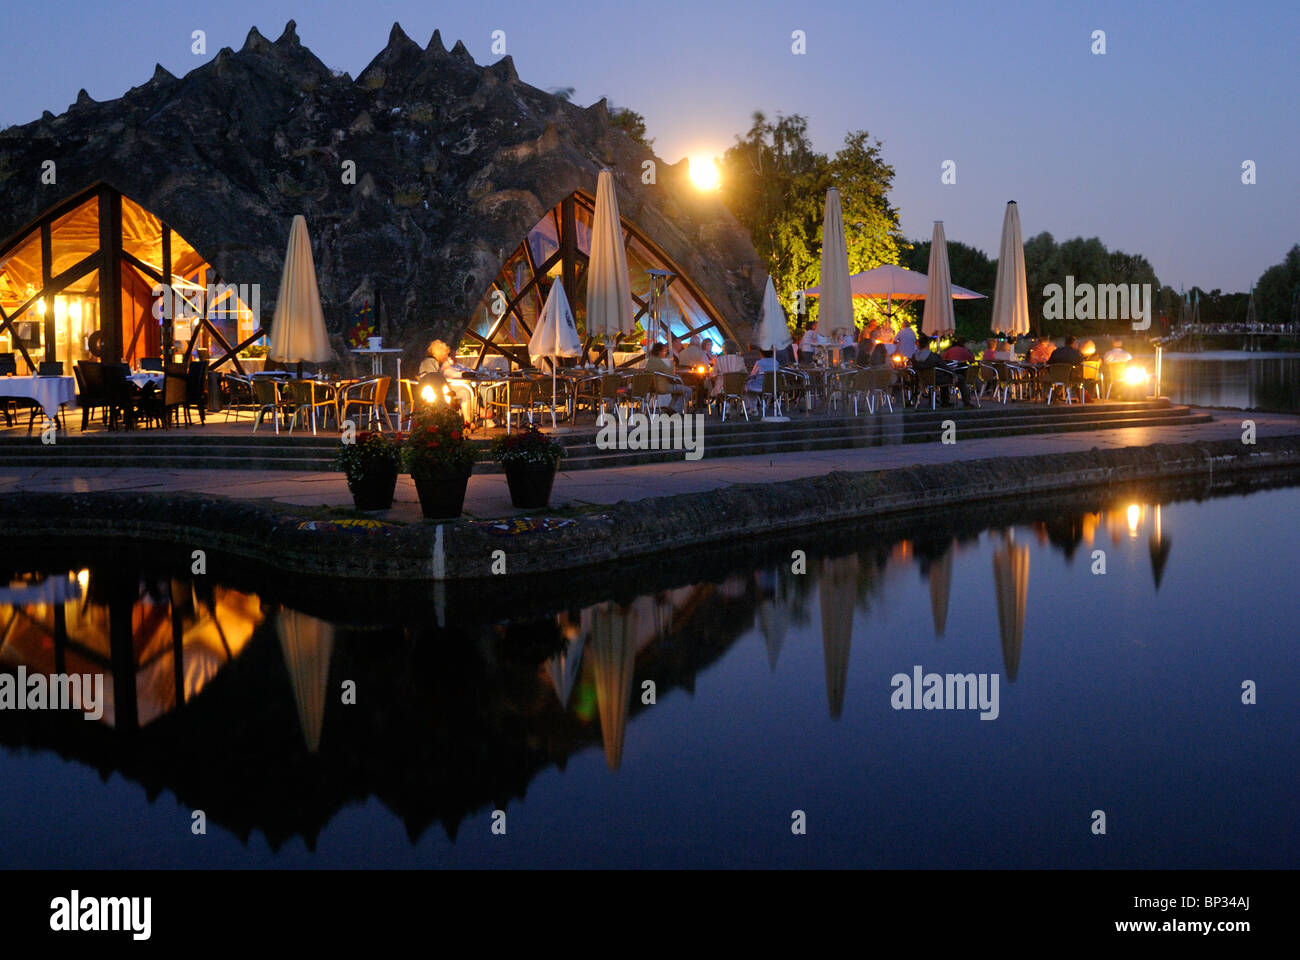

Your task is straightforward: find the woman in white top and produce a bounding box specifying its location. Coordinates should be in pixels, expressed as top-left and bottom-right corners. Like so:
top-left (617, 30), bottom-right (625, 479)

top-left (710, 341), bottom-right (748, 397)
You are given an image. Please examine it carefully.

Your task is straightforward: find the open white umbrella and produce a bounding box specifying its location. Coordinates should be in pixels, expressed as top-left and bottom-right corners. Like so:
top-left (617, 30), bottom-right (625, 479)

top-left (268, 215), bottom-right (330, 374)
top-left (818, 187), bottom-right (855, 338)
top-left (921, 221), bottom-right (955, 337)
top-left (585, 169), bottom-right (635, 370)
top-left (990, 201), bottom-right (1030, 338)
top-left (802, 264), bottom-right (985, 327)
top-left (757, 276), bottom-right (792, 421)
top-left (528, 279), bottom-right (582, 428)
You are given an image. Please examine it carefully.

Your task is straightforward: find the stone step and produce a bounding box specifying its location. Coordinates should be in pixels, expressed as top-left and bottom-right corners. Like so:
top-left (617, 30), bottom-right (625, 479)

top-left (0, 406), bottom-right (1212, 473)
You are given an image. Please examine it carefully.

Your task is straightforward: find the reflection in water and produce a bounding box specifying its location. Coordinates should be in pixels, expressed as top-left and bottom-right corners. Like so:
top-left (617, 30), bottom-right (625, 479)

top-left (992, 535), bottom-right (1030, 682)
top-left (818, 554), bottom-right (858, 720)
top-left (0, 568), bottom-right (263, 729)
top-left (1164, 353), bottom-right (1300, 412)
top-left (9, 477), bottom-right (1300, 866)
top-left (277, 609), bottom-right (335, 753)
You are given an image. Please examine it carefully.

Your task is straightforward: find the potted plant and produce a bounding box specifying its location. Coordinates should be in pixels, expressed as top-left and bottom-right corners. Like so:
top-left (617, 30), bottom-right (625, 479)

top-left (493, 423), bottom-right (565, 509)
top-left (335, 430), bottom-right (402, 510)
top-left (403, 405), bottom-right (476, 519)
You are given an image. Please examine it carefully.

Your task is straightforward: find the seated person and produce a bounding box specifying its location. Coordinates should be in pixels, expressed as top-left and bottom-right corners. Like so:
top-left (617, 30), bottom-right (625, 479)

top-left (914, 336), bottom-right (973, 407)
top-left (420, 339), bottom-right (464, 376)
top-left (835, 328), bottom-right (857, 365)
top-left (676, 336), bottom-right (709, 368)
top-left (746, 353), bottom-right (780, 405)
top-left (710, 341), bottom-right (748, 397)
top-left (993, 337), bottom-right (1017, 361)
top-left (1029, 335), bottom-right (1056, 364)
top-left (776, 343), bottom-right (797, 365)
top-left (1047, 335), bottom-right (1084, 366)
top-left (979, 338), bottom-right (1000, 361)
top-left (645, 342), bottom-right (689, 413)
top-left (1103, 338), bottom-right (1132, 363)
top-left (868, 341), bottom-right (891, 368)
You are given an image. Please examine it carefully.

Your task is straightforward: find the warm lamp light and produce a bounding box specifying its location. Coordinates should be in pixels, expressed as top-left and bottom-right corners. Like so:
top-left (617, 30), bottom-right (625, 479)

top-left (688, 155), bottom-right (720, 191)
top-left (1124, 366), bottom-right (1149, 385)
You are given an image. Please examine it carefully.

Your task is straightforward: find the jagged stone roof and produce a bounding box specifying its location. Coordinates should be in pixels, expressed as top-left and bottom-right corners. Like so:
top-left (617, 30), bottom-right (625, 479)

top-left (0, 21), bottom-right (766, 354)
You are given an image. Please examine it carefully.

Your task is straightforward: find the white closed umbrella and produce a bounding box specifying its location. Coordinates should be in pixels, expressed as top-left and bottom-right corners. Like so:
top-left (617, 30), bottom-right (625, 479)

top-left (528, 280), bottom-right (582, 428)
top-left (268, 215), bottom-right (331, 373)
top-left (921, 221), bottom-right (955, 337)
top-left (757, 276), bottom-right (792, 421)
top-left (585, 169), bottom-right (635, 370)
top-left (818, 187), bottom-right (855, 337)
top-left (990, 201), bottom-right (1030, 338)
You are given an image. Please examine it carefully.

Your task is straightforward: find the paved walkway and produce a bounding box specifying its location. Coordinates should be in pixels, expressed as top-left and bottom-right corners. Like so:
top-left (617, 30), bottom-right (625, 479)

top-left (2, 408), bottom-right (1297, 523)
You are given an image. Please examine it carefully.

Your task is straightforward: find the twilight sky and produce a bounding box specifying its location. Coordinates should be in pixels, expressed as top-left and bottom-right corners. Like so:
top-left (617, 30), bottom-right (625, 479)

top-left (2, 0), bottom-right (1296, 292)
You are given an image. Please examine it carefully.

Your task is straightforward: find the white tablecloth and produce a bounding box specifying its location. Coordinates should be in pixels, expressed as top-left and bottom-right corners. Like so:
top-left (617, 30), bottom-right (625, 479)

top-left (128, 371), bottom-right (165, 388)
top-left (0, 375), bottom-right (75, 419)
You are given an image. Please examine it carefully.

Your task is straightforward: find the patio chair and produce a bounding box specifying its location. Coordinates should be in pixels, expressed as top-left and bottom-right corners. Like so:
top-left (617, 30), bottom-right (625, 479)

top-left (863, 369), bottom-right (895, 414)
top-left (338, 376), bottom-right (392, 430)
top-left (38, 360), bottom-right (64, 376)
top-left (139, 358), bottom-right (164, 372)
top-left (75, 361), bottom-right (112, 430)
top-left (718, 371), bottom-right (749, 422)
top-left (596, 373), bottom-right (628, 425)
top-left (98, 363), bottom-right (137, 431)
top-left (1045, 363), bottom-right (1079, 405)
top-left (1080, 359), bottom-right (1103, 401)
top-left (221, 374), bottom-right (255, 422)
top-left (914, 367), bottom-right (941, 409)
top-left (0, 353), bottom-right (16, 375)
top-left (287, 379), bottom-right (337, 434)
top-left (251, 376), bottom-right (292, 433)
top-left (182, 360), bottom-right (208, 424)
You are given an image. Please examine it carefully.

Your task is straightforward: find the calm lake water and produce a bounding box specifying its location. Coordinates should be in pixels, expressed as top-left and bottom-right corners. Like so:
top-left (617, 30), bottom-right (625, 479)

top-left (2, 476), bottom-right (1297, 868)
top-left (1162, 351), bottom-right (1300, 412)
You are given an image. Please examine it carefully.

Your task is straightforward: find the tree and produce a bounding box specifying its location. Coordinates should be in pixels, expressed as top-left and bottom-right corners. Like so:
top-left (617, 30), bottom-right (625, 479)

top-left (608, 105), bottom-right (653, 148)
top-left (718, 112), bottom-right (904, 330)
top-left (1254, 244), bottom-right (1300, 323)
top-left (904, 238), bottom-right (995, 339)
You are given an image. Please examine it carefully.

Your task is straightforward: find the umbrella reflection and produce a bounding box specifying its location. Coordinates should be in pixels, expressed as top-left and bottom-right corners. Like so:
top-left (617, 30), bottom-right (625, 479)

top-left (277, 607), bottom-right (335, 753)
top-left (755, 568), bottom-right (790, 671)
top-left (992, 535), bottom-right (1029, 682)
top-left (585, 601), bottom-right (640, 770)
top-left (1149, 504), bottom-right (1172, 590)
top-left (926, 542), bottom-right (955, 638)
top-left (819, 554), bottom-right (858, 720)
top-left (546, 615), bottom-right (586, 710)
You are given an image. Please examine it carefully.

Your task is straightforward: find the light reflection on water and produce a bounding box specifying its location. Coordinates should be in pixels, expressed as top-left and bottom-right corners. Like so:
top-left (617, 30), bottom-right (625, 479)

top-left (1, 480), bottom-right (1297, 868)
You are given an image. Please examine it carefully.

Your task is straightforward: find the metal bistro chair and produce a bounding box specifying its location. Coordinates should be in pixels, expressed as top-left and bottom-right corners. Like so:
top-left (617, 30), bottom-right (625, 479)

top-left (288, 379), bottom-right (337, 435)
top-left (182, 359), bottom-right (208, 425)
top-left (718, 370), bottom-right (749, 422)
top-left (1045, 363), bottom-right (1080, 405)
top-left (338, 376), bottom-right (392, 431)
top-left (252, 376), bottom-right (293, 433)
top-left (913, 367), bottom-right (941, 409)
top-left (221, 374), bottom-right (255, 423)
top-left (596, 372), bottom-right (629, 425)
top-left (862, 368), bottom-right (896, 414)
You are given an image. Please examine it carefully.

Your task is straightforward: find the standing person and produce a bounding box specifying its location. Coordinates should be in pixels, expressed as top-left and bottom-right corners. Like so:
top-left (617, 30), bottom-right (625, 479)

top-left (894, 320), bottom-right (917, 359)
top-left (798, 320), bottom-right (827, 363)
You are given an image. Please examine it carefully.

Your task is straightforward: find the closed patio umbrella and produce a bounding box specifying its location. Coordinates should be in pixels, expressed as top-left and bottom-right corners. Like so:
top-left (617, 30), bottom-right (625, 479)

top-left (528, 279), bottom-right (582, 428)
top-left (585, 169), bottom-right (635, 370)
top-left (268, 215), bottom-right (331, 375)
top-left (818, 187), bottom-right (855, 337)
top-left (757, 276), bottom-right (792, 421)
top-left (921, 221), bottom-right (955, 337)
top-left (990, 201), bottom-right (1030, 338)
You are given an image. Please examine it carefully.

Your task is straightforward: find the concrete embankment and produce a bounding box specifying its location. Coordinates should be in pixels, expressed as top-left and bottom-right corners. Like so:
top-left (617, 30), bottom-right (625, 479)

top-left (3, 435), bottom-right (1298, 581)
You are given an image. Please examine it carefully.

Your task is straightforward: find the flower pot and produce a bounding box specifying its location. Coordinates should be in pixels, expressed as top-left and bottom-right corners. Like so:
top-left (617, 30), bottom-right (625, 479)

top-left (504, 460), bottom-right (558, 509)
top-left (413, 466), bottom-right (472, 519)
top-left (347, 462), bottom-right (398, 510)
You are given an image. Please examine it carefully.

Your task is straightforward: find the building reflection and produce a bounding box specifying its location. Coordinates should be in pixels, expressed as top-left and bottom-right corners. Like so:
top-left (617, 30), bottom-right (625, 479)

top-left (0, 490), bottom-right (1192, 851)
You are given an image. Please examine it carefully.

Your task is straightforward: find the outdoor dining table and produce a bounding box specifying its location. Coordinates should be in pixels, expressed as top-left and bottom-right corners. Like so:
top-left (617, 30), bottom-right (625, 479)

top-left (128, 370), bottom-right (164, 389)
top-left (1, 374), bottom-right (75, 425)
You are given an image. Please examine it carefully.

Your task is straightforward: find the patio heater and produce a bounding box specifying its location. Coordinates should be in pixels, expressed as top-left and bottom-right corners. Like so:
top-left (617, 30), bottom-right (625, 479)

top-left (645, 269), bottom-right (674, 352)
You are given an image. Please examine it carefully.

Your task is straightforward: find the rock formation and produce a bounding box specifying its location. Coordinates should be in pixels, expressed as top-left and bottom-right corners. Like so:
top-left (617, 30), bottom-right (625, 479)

top-left (0, 21), bottom-right (766, 366)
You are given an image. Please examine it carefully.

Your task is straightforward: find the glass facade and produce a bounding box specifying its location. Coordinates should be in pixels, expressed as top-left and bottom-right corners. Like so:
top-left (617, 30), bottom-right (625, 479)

top-left (461, 191), bottom-right (733, 369)
top-left (0, 185), bottom-right (258, 372)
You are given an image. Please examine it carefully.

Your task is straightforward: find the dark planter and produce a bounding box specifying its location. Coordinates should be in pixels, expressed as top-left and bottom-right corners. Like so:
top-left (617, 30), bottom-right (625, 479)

top-left (413, 466), bottom-right (472, 519)
top-left (347, 462), bottom-right (398, 511)
top-left (504, 460), bottom-right (558, 509)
